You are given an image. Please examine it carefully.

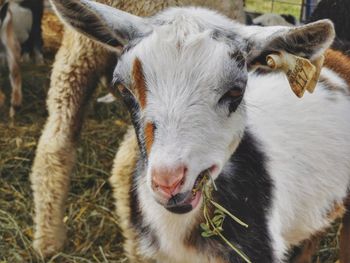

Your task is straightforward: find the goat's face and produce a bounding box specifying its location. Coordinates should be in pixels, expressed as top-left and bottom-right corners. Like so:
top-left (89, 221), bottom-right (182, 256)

top-left (113, 25), bottom-right (248, 213)
top-left (51, 0), bottom-right (335, 214)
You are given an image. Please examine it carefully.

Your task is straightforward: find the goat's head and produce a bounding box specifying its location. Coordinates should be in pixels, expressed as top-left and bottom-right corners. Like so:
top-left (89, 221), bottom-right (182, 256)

top-left (51, 0), bottom-right (335, 214)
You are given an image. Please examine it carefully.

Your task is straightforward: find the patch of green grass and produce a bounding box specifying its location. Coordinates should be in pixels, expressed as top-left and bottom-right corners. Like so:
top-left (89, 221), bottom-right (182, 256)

top-left (245, 0), bottom-right (303, 19)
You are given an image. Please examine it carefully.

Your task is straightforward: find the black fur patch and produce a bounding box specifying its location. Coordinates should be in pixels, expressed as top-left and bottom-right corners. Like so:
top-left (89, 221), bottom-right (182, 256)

top-left (331, 38), bottom-right (350, 56)
top-left (117, 85), bottom-right (148, 160)
top-left (281, 14), bottom-right (297, 25)
top-left (130, 130), bottom-right (274, 262)
top-left (0, 2), bottom-right (8, 23)
top-left (229, 50), bottom-right (246, 69)
top-left (309, 0), bottom-right (350, 42)
top-left (19, 0), bottom-right (44, 55)
top-left (130, 160), bottom-right (160, 251)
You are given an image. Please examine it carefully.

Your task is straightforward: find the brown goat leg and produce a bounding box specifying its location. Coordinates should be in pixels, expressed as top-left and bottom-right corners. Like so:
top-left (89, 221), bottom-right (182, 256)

top-left (2, 10), bottom-right (22, 118)
top-left (31, 29), bottom-right (114, 257)
top-left (7, 47), bottom-right (22, 118)
top-left (339, 196), bottom-right (350, 263)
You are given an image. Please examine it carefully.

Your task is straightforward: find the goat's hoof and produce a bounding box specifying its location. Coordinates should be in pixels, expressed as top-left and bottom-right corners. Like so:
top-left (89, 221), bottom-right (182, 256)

top-left (33, 227), bottom-right (67, 258)
top-left (11, 89), bottom-right (22, 107)
top-left (9, 107), bottom-right (15, 120)
top-left (9, 105), bottom-right (21, 119)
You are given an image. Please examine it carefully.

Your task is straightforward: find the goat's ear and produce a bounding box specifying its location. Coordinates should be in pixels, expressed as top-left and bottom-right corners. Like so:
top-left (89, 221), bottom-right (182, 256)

top-left (244, 20), bottom-right (335, 97)
top-left (0, 2), bottom-right (9, 23)
top-left (246, 19), bottom-right (335, 68)
top-left (50, 0), bottom-right (151, 51)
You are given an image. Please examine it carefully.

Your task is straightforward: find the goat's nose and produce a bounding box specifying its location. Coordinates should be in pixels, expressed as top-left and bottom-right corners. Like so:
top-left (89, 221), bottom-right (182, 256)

top-left (152, 165), bottom-right (186, 197)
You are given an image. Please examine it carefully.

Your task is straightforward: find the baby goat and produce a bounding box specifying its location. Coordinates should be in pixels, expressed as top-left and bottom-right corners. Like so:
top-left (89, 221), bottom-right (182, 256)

top-left (51, 1), bottom-right (350, 262)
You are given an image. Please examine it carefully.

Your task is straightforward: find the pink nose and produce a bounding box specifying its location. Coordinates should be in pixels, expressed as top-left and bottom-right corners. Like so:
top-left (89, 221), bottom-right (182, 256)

top-left (152, 165), bottom-right (186, 197)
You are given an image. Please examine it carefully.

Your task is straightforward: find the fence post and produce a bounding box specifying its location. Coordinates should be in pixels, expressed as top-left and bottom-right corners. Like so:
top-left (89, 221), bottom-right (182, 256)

top-left (302, 0), bottom-right (319, 21)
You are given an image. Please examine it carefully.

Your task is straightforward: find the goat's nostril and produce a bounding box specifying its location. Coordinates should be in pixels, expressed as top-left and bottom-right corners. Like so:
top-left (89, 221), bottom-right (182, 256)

top-left (151, 164), bottom-right (187, 196)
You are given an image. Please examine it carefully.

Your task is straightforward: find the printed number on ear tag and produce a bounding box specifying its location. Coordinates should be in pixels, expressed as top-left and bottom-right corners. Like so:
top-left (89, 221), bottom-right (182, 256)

top-left (266, 51), bottom-right (324, 98)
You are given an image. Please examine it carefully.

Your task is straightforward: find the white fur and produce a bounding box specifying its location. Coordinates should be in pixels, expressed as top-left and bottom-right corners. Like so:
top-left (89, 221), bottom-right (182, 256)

top-left (321, 67), bottom-right (350, 94)
top-left (9, 2), bottom-right (32, 44)
top-left (245, 70), bottom-right (350, 260)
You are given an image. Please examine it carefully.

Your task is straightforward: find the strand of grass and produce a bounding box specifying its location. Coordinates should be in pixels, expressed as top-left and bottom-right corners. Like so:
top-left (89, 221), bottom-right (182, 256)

top-left (209, 173), bottom-right (218, 191)
top-left (202, 200), bottom-right (211, 227)
top-left (77, 162), bottom-right (110, 176)
top-left (216, 230), bottom-right (252, 263)
top-left (204, 206), bottom-right (251, 263)
top-left (99, 246), bottom-right (109, 263)
top-left (0, 209), bottom-right (34, 262)
top-left (93, 254), bottom-right (103, 263)
top-left (48, 252), bottom-right (93, 263)
top-left (209, 200), bottom-right (248, 228)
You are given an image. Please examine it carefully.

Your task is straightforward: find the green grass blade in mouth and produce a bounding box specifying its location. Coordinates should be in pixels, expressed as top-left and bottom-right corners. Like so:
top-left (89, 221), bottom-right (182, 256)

top-left (199, 173), bottom-right (251, 263)
top-left (209, 200), bottom-right (248, 228)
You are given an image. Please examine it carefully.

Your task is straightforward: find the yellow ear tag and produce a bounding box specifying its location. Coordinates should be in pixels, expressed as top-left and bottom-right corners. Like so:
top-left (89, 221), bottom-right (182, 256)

top-left (266, 52), bottom-right (324, 98)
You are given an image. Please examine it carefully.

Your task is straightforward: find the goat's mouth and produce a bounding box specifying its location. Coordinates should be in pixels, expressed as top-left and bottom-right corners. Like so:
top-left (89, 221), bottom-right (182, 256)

top-left (164, 169), bottom-right (209, 214)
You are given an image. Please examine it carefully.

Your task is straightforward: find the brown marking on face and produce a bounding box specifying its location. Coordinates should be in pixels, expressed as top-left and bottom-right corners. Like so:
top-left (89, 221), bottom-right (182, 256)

top-left (132, 58), bottom-right (147, 109)
top-left (144, 122), bottom-right (155, 155)
top-left (324, 49), bottom-right (350, 88)
top-left (327, 202), bottom-right (346, 222)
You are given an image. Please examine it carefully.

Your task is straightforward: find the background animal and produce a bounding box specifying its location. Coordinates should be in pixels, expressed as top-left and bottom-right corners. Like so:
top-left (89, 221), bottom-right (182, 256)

top-left (0, 0), bottom-right (22, 118)
top-left (309, 0), bottom-right (350, 43)
top-left (245, 11), bottom-right (297, 26)
top-left (0, 0), bottom-right (44, 118)
top-left (309, 0), bottom-right (350, 56)
top-left (251, 13), bottom-right (296, 26)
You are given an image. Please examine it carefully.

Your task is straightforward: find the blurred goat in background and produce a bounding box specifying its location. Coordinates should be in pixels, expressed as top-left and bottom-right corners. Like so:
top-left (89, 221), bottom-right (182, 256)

top-left (0, 0), bottom-right (44, 118)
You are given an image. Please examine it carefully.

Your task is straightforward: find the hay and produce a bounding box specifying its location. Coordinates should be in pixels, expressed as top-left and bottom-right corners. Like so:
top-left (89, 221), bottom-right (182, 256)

top-left (0, 56), bottom-right (130, 262)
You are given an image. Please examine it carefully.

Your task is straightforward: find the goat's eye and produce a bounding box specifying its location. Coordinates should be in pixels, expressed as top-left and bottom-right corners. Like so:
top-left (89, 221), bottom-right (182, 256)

top-left (117, 84), bottom-right (128, 95)
top-left (218, 88), bottom-right (244, 114)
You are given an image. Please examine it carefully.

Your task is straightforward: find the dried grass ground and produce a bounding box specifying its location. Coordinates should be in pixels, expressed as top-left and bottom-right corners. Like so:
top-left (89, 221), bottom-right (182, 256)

top-left (0, 11), bottom-right (343, 263)
top-left (0, 53), bottom-right (130, 262)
